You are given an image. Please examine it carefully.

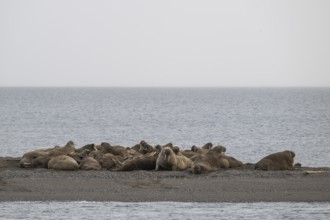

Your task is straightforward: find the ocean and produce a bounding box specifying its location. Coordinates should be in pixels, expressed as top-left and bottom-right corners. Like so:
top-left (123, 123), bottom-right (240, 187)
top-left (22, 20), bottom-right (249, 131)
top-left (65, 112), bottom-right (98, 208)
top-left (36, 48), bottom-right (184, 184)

top-left (0, 201), bottom-right (329, 220)
top-left (0, 87), bottom-right (329, 166)
top-left (0, 87), bottom-right (329, 219)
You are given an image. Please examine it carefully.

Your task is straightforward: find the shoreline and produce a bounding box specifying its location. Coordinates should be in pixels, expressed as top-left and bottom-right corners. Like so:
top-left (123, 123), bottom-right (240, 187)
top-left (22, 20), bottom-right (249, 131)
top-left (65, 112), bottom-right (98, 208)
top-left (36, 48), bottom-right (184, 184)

top-left (1, 157), bottom-right (330, 202)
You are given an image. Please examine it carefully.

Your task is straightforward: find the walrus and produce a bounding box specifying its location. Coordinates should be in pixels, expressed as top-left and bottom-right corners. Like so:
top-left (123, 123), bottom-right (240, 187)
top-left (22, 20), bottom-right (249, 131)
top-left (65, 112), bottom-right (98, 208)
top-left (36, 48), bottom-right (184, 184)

top-left (221, 155), bottom-right (243, 168)
top-left (19, 141), bottom-right (76, 168)
top-left (19, 150), bottom-right (51, 168)
top-left (155, 147), bottom-right (193, 171)
top-left (47, 155), bottom-right (79, 170)
top-left (180, 149), bottom-right (198, 159)
top-left (189, 145), bottom-right (227, 162)
top-left (79, 156), bottom-right (102, 170)
top-left (163, 143), bottom-right (174, 148)
top-left (191, 145), bottom-right (209, 154)
top-left (47, 141), bottom-right (76, 156)
top-left (208, 145), bottom-right (226, 155)
top-left (69, 147), bottom-right (93, 164)
top-left (255, 150), bottom-right (295, 171)
top-left (125, 147), bottom-right (143, 157)
top-left (100, 142), bottom-right (128, 157)
top-left (208, 146), bottom-right (241, 168)
top-left (75, 144), bottom-right (96, 154)
top-left (202, 142), bottom-right (213, 149)
top-left (115, 153), bottom-right (158, 171)
top-left (99, 153), bottom-right (126, 170)
top-left (139, 140), bottom-right (155, 154)
top-left (192, 154), bottom-right (230, 174)
top-left (130, 144), bottom-right (142, 153)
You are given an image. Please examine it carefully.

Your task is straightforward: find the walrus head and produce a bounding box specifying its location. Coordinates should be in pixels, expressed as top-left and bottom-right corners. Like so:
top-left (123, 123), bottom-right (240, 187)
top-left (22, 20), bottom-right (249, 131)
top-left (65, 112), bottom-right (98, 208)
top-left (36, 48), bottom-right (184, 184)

top-left (191, 145), bottom-right (198, 152)
top-left (155, 145), bottom-right (162, 152)
top-left (163, 143), bottom-right (173, 148)
top-left (202, 143), bottom-right (213, 149)
top-left (212, 145), bottom-right (226, 154)
top-left (165, 149), bottom-right (171, 156)
top-left (163, 148), bottom-right (172, 160)
top-left (172, 146), bottom-right (180, 154)
top-left (140, 140), bottom-right (149, 147)
top-left (64, 141), bottom-right (76, 150)
top-left (66, 140), bottom-right (74, 145)
top-left (284, 150), bottom-right (295, 158)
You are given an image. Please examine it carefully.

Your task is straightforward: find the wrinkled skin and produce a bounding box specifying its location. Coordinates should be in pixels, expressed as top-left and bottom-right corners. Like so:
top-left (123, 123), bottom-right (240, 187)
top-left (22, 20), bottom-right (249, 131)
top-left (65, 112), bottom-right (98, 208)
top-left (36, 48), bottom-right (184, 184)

top-left (75, 144), bottom-right (96, 154)
top-left (192, 154), bottom-right (230, 174)
top-left (191, 146), bottom-right (209, 154)
top-left (139, 140), bottom-right (155, 154)
top-left (115, 153), bottom-right (158, 171)
top-left (180, 150), bottom-right (197, 159)
top-left (155, 147), bottom-right (193, 171)
top-left (206, 146), bottom-right (241, 168)
top-left (201, 142), bottom-right (213, 149)
top-left (99, 153), bottom-right (125, 170)
top-left (192, 146), bottom-right (242, 174)
top-left (48, 155), bottom-right (79, 170)
top-left (19, 141), bottom-right (246, 173)
top-left (19, 150), bottom-right (51, 168)
top-left (255, 150), bottom-right (295, 171)
top-left (211, 145), bottom-right (226, 154)
top-left (221, 155), bottom-right (243, 168)
top-left (79, 156), bottom-right (102, 170)
top-left (19, 141), bottom-right (76, 168)
top-left (99, 142), bottom-right (128, 157)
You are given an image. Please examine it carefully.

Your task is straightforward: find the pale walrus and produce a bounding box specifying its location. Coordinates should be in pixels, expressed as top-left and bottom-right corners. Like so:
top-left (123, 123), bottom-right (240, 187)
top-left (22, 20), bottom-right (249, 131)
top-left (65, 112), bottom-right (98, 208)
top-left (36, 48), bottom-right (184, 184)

top-left (255, 150), bottom-right (295, 171)
top-left (19, 141), bottom-right (76, 168)
top-left (155, 147), bottom-right (193, 171)
top-left (47, 155), bottom-right (79, 170)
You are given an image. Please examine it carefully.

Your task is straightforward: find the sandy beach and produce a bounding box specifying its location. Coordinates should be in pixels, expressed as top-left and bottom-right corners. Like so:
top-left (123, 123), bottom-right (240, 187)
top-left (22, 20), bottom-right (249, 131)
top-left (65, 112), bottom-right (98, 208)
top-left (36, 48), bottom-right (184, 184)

top-left (1, 157), bottom-right (330, 202)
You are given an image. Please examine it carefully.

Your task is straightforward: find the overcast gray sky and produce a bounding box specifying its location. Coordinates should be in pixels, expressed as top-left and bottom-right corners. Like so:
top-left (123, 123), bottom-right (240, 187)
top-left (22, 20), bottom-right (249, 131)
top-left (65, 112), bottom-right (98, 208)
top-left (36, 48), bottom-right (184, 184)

top-left (0, 0), bottom-right (329, 87)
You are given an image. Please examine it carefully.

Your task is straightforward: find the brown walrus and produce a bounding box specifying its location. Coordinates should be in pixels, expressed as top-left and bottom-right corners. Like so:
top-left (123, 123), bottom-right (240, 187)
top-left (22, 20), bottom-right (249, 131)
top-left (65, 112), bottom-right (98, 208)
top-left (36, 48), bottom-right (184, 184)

top-left (155, 147), bottom-right (193, 171)
top-left (115, 153), bottom-right (158, 171)
top-left (99, 153), bottom-right (126, 170)
top-left (192, 146), bottom-right (242, 174)
top-left (139, 140), bottom-right (155, 154)
top-left (191, 145), bottom-right (212, 155)
top-left (192, 154), bottom-right (229, 174)
top-left (100, 142), bottom-right (128, 157)
top-left (201, 142), bottom-right (213, 149)
top-left (255, 150), bottom-right (295, 171)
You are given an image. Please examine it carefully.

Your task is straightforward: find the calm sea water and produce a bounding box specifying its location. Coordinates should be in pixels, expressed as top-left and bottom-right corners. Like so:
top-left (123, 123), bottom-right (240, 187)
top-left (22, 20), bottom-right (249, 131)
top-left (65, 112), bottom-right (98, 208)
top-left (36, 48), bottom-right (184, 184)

top-left (0, 87), bottom-right (329, 167)
top-left (1, 88), bottom-right (330, 219)
top-left (0, 201), bottom-right (329, 220)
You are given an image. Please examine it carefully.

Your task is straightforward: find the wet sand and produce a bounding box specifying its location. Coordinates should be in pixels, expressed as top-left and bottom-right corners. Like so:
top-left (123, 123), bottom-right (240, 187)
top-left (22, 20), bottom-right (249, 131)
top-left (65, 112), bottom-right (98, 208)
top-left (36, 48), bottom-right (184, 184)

top-left (1, 157), bottom-right (330, 202)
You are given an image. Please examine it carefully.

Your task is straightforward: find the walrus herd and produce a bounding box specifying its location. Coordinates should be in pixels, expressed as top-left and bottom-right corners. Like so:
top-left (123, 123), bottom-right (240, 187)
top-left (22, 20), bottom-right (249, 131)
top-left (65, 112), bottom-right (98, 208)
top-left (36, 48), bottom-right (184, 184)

top-left (19, 140), bottom-right (297, 173)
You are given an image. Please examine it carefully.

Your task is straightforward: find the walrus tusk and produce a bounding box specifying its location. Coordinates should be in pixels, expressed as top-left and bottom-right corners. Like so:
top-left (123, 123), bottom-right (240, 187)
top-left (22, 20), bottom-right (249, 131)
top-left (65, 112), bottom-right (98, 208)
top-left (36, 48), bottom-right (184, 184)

top-left (303, 170), bottom-right (326, 175)
top-left (22, 163), bottom-right (32, 167)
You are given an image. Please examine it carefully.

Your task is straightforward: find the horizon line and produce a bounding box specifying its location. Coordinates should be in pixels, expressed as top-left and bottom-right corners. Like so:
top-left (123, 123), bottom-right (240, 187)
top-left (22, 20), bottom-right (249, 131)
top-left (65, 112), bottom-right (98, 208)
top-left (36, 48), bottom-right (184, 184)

top-left (0, 85), bottom-right (330, 89)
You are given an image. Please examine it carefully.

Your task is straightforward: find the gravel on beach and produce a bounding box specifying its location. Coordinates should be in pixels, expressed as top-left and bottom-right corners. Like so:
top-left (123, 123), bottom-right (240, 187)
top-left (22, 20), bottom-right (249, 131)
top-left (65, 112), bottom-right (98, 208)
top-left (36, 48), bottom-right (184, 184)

top-left (1, 157), bottom-right (330, 202)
